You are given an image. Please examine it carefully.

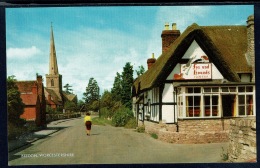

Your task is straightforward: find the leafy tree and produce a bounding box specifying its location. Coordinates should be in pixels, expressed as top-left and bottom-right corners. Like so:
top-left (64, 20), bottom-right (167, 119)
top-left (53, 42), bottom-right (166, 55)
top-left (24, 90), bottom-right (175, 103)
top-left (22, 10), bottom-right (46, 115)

top-left (100, 90), bottom-right (114, 110)
top-left (7, 75), bottom-right (25, 126)
top-left (83, 77), bottom-right (100, 111)
top-left (63, 83), bottom-right (73, 94)
top-left (77, 100), bottom-right (86, 112)
top-left (121, 62), bottom-right (134, 109)
top-left (111, 72), bottom-right (122, 101)
top-left (135, 65), bottom-right (145, 77)
top-left (64, 100), bottom-right (77, 112)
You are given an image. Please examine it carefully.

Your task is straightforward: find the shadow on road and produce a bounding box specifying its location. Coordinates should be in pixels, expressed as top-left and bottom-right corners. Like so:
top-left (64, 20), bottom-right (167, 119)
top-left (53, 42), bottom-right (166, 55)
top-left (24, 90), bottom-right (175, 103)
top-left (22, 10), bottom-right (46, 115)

top-left (8, 126), bottom-right (69, 162)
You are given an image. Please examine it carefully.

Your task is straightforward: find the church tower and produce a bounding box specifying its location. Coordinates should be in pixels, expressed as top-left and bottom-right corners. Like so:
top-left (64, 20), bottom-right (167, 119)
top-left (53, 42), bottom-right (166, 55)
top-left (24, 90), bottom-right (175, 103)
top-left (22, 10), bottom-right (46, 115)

top-left (45, 24), bottom-right (63, 102)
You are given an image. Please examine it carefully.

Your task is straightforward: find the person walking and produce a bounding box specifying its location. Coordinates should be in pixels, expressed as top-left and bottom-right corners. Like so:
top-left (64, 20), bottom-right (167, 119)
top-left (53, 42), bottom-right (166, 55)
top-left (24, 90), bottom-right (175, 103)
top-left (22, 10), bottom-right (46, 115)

top-left (84, 112), bottom-right (92, 136)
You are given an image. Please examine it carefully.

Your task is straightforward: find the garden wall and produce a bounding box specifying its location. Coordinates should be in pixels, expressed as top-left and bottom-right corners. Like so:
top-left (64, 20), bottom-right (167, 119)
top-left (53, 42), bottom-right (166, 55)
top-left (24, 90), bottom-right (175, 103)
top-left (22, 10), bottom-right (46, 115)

top-left (228, 117), bottom-right (256, 162)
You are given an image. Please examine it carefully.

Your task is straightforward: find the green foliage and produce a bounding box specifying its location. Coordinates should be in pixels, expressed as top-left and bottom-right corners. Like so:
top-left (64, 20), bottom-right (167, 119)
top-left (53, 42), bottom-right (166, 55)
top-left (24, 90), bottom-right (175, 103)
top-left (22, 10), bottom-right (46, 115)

top-left (136, 125), bottom-right (145, 133)
top-left (89, 100), bottom-right (100, 112)
top-left (63, 83), bottom-right (73, 94)
top-left (8, 122), bottom-right (26, 140)
top-left (150, 133), bottom-right (158, 139)
top-left (7, 75), bottom-right (25, 126)
top-left (92, 117), bottom-right (112, 126)
top-left (100, 90), bottom-right (114, 110)
top-left (135, 65), bottom-right (145, 77)
top-left (64, 100), bottom-right (78, 112)
top-left (77, 100), bottom-right (86, 112)
top-left (100, 107), bottom-right (113, 119)
top-left (121, 62), bottom-right (134, 109)
top-left (124, 117), bottom-right (137, 129)
top-left (220, 147), bottom-right (229, 161)
top-left (111, 72), bottom-right (122, 101)
top-left (83, 77), bottom-right (100, 111)
top-left (112, 106), bottom-right (133, 127)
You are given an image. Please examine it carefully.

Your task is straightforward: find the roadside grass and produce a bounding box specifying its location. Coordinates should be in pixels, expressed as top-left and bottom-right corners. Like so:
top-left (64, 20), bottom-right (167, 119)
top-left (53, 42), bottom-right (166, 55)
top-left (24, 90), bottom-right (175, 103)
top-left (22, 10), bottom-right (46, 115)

top-left (150, 133), bottom-right (158, 139)
top-left (92, 117), bottom-right (112, 126)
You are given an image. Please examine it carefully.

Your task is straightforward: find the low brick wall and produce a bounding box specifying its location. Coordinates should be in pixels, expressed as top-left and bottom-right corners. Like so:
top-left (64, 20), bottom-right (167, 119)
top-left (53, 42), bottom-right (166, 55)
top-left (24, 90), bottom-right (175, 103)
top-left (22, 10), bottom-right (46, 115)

top-left (228, 117), bottom-right (256, 162)
top-left (139, 118), bottom-right (230, 144)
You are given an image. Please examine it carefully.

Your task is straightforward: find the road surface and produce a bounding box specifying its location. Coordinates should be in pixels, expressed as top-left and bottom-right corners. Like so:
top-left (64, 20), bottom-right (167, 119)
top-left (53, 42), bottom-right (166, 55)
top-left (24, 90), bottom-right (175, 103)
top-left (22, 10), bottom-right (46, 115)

top-left (8, 117), bottom-right (228, 165)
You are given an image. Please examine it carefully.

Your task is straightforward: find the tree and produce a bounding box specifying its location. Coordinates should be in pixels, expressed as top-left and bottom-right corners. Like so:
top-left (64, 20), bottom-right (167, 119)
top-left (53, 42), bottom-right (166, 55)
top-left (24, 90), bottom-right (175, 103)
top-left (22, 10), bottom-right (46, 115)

top-left (7, 75), bottom-right (25, 126)
top-left (135, 65), bottom-right (145, 77)
top-left (111, 72), bottom-right (122, 101)
top-left (63, 83), bottom-right (73, 94)
top-left (64, 100), bottom-right (77, 112)
top-left (121, 62), bottom-right (134, 109)
top-left (83, 77), bottom-right (99, 111)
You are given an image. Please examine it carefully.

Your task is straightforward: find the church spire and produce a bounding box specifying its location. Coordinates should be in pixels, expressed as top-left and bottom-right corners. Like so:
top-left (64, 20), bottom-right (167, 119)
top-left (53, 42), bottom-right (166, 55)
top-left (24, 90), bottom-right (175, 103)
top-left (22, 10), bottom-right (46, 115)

top-left (49, 23), bottom-right (59, 75)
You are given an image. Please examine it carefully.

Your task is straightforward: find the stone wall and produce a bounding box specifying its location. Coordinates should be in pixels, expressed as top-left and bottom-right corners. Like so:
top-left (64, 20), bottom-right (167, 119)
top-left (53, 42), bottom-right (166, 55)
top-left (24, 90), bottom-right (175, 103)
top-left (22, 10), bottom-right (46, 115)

top-left (139, 118), bottom-right (230, 144)
top-left (228, 117), bottom-right (256, 162)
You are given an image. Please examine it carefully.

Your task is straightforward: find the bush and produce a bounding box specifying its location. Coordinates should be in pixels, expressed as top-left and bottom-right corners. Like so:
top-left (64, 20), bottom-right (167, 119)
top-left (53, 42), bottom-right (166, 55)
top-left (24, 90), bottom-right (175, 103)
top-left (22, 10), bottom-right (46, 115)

top-left (100, 107), bottom-right (114, 119)
top-left (136, 125), bottom-right (145, 133)
top-left (124, 117), bottom-right (137, 129)
top-left (8, 122), bottom-right (26, 140)
top-left (112, 106), bottom-right (133, 127)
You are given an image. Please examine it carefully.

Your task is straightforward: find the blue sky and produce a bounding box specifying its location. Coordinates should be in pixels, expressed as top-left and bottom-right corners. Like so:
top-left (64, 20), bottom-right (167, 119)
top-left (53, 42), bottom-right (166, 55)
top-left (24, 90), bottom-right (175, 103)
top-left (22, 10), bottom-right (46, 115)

top-left (6, 5), bottom-right (254, 100)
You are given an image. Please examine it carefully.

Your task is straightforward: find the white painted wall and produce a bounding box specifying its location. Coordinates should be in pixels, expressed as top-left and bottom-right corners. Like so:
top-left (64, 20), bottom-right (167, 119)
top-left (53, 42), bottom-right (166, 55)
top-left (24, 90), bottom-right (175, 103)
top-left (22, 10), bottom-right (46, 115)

top-left (162, 83), bottom-right (173, 102)
top-left (167, 40), bottom-right (224, 80)
top-left (162, 105), bottom-right (175, 123)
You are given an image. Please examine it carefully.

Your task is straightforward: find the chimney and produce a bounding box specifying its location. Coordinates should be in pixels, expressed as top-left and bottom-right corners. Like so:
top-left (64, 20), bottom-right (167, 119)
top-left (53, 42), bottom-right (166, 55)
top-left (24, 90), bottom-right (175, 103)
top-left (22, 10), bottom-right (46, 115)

top-left (246, 15), bottom-right (254, 82)
top-left (37, 75), bottom-right (43, 102)
top-left (147, 53), bottom-right (156, 69)
top-left (32, 83), bottom-right (37, 94)
top-left (161, 22), bottom-right (180, 53)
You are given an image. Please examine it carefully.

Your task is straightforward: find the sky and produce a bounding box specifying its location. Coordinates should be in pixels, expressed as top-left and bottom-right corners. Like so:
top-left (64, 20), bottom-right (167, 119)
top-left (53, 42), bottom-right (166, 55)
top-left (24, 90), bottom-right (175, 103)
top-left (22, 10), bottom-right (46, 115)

top-left (6, 4), bottom-right (254, 100)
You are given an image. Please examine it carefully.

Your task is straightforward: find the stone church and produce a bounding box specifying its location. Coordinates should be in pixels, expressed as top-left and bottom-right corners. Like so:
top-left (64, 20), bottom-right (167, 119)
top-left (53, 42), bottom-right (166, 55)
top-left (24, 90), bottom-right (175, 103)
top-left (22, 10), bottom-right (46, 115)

top-left (44, 24), bottom-right (77, 111)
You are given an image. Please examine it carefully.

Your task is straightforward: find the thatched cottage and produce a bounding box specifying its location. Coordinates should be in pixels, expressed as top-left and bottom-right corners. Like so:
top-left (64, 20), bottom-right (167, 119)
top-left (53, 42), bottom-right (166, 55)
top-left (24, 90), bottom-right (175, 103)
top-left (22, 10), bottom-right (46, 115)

top-left (132, 15), bottom-right (255, 143)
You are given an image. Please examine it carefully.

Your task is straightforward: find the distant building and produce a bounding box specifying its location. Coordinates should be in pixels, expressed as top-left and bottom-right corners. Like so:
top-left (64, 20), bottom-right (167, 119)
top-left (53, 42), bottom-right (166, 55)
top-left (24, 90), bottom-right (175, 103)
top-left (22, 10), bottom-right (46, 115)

top-left (132, 15), bottom-right (255, 143)
top-left (44, 24), bottom-right (77, 111)
top-left (16, 75), bottom-right (46, 127)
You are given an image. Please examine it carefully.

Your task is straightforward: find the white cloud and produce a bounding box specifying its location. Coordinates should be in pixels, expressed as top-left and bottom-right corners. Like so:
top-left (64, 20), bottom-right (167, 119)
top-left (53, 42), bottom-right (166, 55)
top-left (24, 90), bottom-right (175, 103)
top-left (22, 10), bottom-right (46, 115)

top-left (7, 46), bottom-right (41, 59)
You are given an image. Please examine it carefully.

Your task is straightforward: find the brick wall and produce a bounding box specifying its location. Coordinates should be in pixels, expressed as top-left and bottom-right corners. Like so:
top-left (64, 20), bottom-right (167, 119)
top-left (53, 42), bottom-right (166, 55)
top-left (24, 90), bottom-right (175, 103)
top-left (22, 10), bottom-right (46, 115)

top-left (228, 117), bottom-right (256, 162)
top-left (139, 118), bottom-right (230, 144)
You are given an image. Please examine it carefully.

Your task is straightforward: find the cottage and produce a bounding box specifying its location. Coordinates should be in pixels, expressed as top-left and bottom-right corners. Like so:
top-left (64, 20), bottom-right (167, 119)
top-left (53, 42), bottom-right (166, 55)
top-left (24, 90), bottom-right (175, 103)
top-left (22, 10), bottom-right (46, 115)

top-left (132, 15), bottom-right (255, 143)
top-left (16, 75), bottom-right (46, 127)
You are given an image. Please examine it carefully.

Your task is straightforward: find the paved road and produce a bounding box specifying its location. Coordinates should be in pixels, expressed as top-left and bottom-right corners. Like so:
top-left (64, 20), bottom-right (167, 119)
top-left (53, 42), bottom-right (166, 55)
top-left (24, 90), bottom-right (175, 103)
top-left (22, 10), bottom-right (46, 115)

top-left (8, 117), bottom-right (228, 165)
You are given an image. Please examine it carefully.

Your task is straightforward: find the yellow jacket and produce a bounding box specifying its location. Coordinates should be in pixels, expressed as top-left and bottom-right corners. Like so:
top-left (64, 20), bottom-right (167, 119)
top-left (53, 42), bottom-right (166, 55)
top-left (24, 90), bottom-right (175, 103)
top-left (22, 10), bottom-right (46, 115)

top-left (84, 116), bottom-right (92, 123)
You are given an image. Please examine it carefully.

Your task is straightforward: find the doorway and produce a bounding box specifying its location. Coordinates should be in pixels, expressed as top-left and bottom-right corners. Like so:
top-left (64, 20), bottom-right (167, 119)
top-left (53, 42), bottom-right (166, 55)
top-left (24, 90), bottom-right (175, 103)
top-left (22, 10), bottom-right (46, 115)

top-left (222, 95), bottom-right (236, 117)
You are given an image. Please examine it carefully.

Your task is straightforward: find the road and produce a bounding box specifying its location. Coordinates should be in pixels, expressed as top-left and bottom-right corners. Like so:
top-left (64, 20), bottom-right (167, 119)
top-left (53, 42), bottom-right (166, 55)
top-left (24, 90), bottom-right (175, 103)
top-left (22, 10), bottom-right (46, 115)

top-left (8, 117), bottom-right (228, 165)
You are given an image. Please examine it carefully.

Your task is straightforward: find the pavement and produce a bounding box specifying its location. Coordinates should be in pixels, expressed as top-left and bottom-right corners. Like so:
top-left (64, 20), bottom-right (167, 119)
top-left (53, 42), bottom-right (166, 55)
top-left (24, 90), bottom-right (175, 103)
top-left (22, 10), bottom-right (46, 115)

top-left (8, 118), bottom-right (78, 152)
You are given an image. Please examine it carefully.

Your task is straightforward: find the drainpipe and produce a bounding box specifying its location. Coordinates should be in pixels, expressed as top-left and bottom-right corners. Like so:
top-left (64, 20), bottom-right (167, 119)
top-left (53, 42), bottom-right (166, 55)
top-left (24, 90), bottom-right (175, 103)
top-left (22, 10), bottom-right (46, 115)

top-left (173, 87), bottom-right (179, 132)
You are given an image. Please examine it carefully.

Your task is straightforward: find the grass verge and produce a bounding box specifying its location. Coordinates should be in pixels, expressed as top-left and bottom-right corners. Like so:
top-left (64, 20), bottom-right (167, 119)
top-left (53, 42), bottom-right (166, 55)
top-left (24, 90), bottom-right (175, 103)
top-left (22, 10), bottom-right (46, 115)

top-left (92, 117), bottom-right (112, 126)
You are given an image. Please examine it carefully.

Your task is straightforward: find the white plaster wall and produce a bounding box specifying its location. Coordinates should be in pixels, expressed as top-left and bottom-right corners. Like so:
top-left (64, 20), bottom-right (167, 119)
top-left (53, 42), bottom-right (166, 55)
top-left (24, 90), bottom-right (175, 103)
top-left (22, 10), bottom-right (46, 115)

top-left (162, 83), bottom-right (173, 102)
top-left (167, 40), bottom-right (224, 80)
top-left (162, 105), bottom-right (175, 123)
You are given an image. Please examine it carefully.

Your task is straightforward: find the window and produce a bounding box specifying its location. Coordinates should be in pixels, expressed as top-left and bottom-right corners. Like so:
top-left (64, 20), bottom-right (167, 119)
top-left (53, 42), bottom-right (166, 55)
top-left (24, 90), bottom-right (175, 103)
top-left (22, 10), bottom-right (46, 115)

top-left (177, 86), bottom-right (255, 119)
top-left (186, 96), bottom-right (201, 117)
top-left (204, 95), bottom-right (219, 117)
top-left (51, 79), bottom-right (54, 86)
top-left (238, 94), bottom-right (254, 116)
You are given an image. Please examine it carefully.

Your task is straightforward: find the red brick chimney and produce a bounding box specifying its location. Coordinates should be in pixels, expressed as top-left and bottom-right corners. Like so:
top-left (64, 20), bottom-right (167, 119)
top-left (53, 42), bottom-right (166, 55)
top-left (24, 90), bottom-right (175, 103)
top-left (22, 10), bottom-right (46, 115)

top-left (37, 75), bottom-right (44, 102)
top-left (161, 23), bottom-right (180, 53)
top-left (147, 53), bottom-right (156, 69)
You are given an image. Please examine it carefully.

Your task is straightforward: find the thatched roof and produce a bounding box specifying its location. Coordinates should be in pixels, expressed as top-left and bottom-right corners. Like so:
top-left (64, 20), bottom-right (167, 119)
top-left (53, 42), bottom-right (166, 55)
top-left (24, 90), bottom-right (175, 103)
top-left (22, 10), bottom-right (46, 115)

top-left (133, 23), bottom-right (251, 95)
